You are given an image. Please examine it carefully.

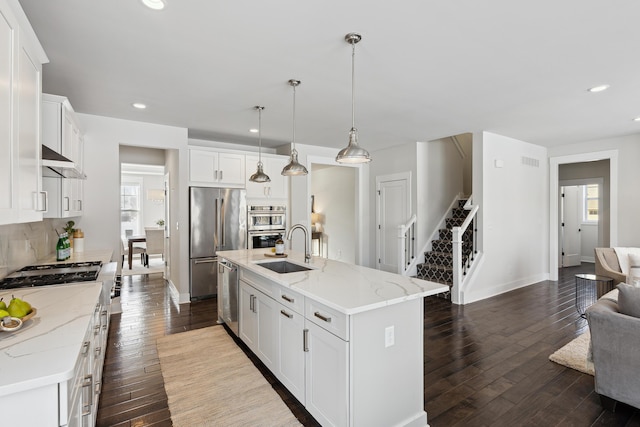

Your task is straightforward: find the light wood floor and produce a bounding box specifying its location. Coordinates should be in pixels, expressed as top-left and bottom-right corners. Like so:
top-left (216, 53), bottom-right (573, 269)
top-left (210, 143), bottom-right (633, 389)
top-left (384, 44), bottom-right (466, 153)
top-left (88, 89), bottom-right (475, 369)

top-left (96, 264), bottom-right (640, 426)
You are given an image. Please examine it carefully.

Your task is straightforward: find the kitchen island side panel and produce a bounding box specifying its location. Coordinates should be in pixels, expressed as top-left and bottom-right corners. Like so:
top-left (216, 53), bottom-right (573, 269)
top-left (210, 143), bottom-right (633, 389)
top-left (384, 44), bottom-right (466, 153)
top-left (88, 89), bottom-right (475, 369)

top-left (350, 297), bottom-right (427, 427)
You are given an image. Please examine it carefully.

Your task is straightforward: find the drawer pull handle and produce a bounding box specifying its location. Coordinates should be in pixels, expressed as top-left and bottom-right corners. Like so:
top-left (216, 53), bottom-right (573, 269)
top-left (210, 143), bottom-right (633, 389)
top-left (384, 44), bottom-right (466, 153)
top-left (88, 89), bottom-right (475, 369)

top-left (82, 341), bottom-right (90, 355)
top-left (281, 294), bottom-right (294, 303)
top-left (314, 312), bottom-right (332, 323)
top-left (280, 309), bottom-right (293, 319)
top-left (303, 328), bottom-right (309, 352)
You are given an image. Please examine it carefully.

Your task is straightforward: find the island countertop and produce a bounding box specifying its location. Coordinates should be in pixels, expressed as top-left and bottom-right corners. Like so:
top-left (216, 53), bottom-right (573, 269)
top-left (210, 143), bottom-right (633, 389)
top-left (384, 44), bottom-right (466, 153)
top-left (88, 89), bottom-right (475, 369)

top-left (0, 282), bottom-right (103, 397)
top-left (217, 249), bottom-right (449, 315)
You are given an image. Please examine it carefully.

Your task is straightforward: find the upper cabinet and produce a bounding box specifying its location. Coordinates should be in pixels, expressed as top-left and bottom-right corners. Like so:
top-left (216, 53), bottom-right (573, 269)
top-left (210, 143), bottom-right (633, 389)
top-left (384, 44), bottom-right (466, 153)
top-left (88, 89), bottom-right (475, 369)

top-left (42, 94), bottom-right (85, 218)
top-left (189, 147), bottom-right (245, 187)
top-left (42, 93), bottom-right (84, 172)
top-left (245, 154), bottom-right (289, 200)
top-left (0, 0), bottom-right (48, 225)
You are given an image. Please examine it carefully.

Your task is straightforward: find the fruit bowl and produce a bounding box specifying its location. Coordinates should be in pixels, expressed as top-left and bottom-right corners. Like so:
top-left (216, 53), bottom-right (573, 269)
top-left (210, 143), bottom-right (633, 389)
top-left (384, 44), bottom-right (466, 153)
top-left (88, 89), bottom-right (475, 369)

top-left (21, 307), bottom-right (37, 322)
top-left (0, 308), bottom-right (36, 332)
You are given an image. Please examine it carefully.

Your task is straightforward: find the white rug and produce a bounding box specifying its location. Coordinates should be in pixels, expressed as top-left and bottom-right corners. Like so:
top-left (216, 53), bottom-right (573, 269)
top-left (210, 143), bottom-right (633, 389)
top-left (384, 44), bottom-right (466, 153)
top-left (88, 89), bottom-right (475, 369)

top-left (549, 332), bottom-right (595, 376)
top-left (157, 326), bottom-right (301, 427)
top-left (121, 255), bottom-right (165, 277)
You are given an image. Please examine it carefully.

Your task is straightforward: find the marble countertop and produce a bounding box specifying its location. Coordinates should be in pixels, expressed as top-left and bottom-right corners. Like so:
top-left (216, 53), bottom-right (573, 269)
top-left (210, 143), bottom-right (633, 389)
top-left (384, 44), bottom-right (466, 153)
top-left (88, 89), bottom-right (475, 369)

top-left (217, 249), bottom-right (449, 315)
top-left (40, 249), bottom-right (113, 265)
top-left (0, 282), bottom-right (103, 397)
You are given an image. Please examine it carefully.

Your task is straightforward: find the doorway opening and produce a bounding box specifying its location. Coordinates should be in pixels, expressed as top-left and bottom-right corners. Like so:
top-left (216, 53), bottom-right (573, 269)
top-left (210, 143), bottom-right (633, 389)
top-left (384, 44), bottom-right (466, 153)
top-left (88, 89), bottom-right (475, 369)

top-left (560, 180), bottom-right (603, 268)
top-left (310, 163), bottom-right (357, 263)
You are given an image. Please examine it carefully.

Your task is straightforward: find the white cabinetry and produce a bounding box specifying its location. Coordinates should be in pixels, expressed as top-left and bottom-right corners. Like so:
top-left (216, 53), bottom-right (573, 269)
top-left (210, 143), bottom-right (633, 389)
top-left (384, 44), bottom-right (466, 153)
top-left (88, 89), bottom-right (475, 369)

top-left (42, 94), bottom-right (84, 218)
top-left (239, 279), bottom-right (278, 372)
top-left (245, 154), bottom-right (289, 200)
top-left (42, 94), bottom-right (84, 169)
top-left (189, 148), bottom-right (245, 187)
top-left (0, 0), bottom-right (47, 225)
top-left (231, 264), bottom-right (428, 427)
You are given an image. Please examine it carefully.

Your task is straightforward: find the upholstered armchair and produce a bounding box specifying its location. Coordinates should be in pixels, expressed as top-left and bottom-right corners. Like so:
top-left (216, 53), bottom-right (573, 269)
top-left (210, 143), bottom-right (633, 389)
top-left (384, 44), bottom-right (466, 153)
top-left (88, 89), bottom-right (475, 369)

top-left (586, 284), bottom-right (640, 411)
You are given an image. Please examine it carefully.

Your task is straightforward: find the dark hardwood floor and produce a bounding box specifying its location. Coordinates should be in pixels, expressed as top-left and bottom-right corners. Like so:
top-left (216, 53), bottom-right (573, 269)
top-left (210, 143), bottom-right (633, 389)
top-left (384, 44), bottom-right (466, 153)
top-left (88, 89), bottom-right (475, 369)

top-left (97, 264), bottom-right (639, 427)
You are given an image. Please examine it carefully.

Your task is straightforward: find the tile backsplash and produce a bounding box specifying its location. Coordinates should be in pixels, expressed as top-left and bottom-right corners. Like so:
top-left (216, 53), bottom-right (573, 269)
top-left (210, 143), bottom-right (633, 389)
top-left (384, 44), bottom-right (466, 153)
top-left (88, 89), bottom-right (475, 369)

top-left (0, 219), bottom-right (76, 279)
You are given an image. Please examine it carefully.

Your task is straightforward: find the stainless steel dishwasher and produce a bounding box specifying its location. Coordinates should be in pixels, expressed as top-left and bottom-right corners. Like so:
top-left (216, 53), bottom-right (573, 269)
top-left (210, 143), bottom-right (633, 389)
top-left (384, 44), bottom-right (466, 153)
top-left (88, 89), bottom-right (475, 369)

top-left (217, 259), bottom-right (239, 335)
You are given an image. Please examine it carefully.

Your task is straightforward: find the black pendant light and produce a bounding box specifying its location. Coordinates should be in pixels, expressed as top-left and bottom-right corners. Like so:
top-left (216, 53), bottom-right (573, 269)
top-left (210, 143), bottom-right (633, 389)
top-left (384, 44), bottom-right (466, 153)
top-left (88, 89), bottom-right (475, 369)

top-left (249, 106), bottom-right (271, 183)
top-left (336, 32), bottom-right (371, 164)
top-left (281, 79), bottom-right (308, 176)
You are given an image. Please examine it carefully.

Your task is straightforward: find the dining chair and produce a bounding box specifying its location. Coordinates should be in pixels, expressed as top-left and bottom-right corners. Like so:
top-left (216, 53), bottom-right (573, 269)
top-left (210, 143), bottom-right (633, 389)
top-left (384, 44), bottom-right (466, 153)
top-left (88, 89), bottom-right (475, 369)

top-left (143, 228), bottom-right (164, 267)
top-left (121, 237), bottom-right (146, 268)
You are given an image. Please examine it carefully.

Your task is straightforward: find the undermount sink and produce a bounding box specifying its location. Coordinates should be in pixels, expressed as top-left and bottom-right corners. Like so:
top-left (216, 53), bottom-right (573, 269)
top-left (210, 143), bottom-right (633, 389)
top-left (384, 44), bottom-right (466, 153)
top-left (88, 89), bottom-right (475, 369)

top-left (257, 260), bottom-right (313, 274)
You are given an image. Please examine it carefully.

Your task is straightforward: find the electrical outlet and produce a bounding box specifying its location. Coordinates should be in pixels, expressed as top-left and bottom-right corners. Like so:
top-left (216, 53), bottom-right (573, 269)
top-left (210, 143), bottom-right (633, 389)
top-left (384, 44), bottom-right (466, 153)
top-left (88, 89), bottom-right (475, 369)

top-left (385, 326), bottom-right (394, 348)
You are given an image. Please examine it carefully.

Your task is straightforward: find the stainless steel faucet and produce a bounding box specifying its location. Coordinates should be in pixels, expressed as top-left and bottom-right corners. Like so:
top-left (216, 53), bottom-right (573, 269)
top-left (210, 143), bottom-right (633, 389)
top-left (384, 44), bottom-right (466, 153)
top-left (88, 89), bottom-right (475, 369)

top-left (286, 224), bottom-right (311, 263)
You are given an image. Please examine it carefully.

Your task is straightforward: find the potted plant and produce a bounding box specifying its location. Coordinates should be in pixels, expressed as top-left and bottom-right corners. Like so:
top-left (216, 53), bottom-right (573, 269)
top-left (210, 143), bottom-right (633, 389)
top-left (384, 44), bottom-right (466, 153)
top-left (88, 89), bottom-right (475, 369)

top-left (63, 220), bottom-right (76, 250)
top-left (156, 219), bottom-right (165, 227)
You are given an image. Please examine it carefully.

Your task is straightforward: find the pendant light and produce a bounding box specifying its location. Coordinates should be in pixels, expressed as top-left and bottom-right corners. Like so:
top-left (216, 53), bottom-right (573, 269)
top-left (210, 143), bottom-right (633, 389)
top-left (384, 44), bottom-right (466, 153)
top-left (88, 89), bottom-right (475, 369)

top-left (249, 106), bottom-right (271, 183)
top-left (336, 32), bottom-right (371, 164)
top-left (281, 79), bottom-right (308, 176)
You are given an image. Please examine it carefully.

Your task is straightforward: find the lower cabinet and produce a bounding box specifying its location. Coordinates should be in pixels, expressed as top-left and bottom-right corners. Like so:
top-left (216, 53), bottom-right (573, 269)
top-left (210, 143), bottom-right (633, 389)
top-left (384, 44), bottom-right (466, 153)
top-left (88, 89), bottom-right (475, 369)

top-left (239, 273), bottom-right (349, 426)
top-left (304, 320), bottom-right (349, 426)
top-left (239, 280), bottom-right (278, 372)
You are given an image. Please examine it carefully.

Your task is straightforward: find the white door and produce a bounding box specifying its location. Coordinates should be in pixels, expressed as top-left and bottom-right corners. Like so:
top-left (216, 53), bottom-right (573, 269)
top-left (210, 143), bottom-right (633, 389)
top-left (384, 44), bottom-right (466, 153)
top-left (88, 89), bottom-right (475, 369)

top-left (561, 186), bottom-right (581, 267)
top-left (376, 173), bottom-right (410, 273)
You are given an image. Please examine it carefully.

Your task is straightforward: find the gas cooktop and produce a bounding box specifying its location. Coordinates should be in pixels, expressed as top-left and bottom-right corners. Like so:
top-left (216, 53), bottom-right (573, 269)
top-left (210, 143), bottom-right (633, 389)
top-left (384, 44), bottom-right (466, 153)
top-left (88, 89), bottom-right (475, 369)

top-left (0, 261), bottom-right (102, 290)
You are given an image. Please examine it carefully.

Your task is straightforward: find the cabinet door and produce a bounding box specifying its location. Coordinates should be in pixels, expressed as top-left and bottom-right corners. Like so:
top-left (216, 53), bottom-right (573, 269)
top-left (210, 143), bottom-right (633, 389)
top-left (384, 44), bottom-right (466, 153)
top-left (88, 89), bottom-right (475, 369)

top-left (16, 41), bottom-right (43, 223)
top-left (62, 105), bottom-right (75, 161)
top-left (239, 280), bottom-right (258, 349)
top-left (245, 155), bottom-right (265, 198)
top-left (255, 291), bottom-right (278, 371)
top-left (277, 305), bottom-right (306, 404)
top-left (0, 8), bottom-right (17, 224)
top-left (189, 149), bottom-right (218, 183)
top-left (218, 152), bottom-right (245, 185)
top-left (305, 321), bottom-right (349, 427)
top-left (267, 156), bottom-right (289, 199)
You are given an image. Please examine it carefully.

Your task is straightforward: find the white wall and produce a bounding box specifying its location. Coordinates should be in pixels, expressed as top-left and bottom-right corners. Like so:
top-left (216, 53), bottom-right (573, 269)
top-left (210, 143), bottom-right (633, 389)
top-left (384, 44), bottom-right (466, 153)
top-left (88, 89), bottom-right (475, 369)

top-left (311, 165), bottom-right (356, 263)
top-left (462, 132), bottom-right (549, 304)
top-left (77, 113), bottom-right (190, 303)
top-left (287, 143), bottom-right (370, 266)
top-left (417, 138), bottom-right (465, 255)
top-left (368, 142), bottom-right (418, 267)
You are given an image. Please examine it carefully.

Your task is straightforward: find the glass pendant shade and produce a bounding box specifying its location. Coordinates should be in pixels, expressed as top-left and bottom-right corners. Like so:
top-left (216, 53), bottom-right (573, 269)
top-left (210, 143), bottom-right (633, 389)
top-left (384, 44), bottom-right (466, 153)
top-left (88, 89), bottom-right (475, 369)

top-left (282, 79), bottom-right (308, 176)
top-left (249, 106), bottom-right (271, 183)
top-left (336, 32), bottom-right (372, 164)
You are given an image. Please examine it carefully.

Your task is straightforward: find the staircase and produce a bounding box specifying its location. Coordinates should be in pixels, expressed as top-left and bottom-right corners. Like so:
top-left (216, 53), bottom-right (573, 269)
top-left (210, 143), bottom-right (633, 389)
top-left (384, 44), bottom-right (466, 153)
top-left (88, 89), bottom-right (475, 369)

top-left (416, 199), bottom-right (474, 296)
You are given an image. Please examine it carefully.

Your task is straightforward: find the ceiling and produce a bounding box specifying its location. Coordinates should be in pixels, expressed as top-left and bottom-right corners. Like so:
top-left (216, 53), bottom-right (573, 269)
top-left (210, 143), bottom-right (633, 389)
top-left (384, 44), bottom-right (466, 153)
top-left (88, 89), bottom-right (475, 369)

top-left (18, 0), bottom-right (640, 153)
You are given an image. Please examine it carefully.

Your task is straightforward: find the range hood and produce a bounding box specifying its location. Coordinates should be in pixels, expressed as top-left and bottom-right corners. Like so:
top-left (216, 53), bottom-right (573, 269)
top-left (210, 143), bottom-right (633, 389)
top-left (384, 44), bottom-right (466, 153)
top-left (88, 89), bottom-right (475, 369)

top-left (42, 145), bottom-right (86, 179)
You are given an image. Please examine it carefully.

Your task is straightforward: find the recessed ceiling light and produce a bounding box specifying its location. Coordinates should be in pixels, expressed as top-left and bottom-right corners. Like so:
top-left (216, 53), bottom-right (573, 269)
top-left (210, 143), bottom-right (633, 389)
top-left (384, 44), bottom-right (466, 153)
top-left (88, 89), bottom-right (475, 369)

top-left (132, 103), bottom-right (147, 109)
top-left (588, 84), bottom-right (610, 93)
top-left (633, 116), bottom-right (640, 122)
top-left (249, 128), bottom-right (259, 133)
top-left (141, 0), bottom-right (165, 10)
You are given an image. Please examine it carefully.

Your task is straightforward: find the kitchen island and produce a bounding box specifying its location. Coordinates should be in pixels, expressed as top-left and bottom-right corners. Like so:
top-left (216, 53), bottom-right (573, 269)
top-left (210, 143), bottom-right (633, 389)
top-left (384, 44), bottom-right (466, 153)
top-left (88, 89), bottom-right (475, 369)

top-left (217, 249), bottom-right (448, 427)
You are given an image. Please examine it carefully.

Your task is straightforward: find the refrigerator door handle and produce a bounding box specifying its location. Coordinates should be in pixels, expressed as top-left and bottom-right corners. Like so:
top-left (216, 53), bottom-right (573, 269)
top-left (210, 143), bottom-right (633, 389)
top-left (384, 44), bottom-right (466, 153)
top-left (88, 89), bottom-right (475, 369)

top-left (220, 197), bottom-right (226, 247)
top-left (215, 197), bottom-right (220, 251)
top-left (194, 258), bottom-right (217, 264)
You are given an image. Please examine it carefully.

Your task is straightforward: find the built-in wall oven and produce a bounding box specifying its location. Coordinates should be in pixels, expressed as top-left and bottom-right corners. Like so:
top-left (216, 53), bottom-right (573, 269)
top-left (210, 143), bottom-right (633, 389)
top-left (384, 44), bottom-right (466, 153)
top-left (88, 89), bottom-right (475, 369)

top-left (247, 205), bottom-right (286, 249)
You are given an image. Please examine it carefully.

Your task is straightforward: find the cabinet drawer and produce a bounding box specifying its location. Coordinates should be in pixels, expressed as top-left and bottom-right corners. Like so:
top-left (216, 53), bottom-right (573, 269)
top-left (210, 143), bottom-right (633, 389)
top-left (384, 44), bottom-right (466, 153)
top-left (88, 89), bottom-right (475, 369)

top-left (277, 287), bottom-right (304, 315)
top-left (240, 268), bottom-right (276, 298)
top-left (305, 300), bottom-right (349, 341)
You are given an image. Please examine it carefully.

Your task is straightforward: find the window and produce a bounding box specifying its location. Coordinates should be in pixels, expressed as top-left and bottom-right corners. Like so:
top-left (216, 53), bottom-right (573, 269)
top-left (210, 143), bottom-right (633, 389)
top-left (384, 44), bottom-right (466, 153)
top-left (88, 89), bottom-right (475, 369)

top-left (583, 184), bottom-right (599, 222)
top-left (121, 181), bottom-right (142, 236)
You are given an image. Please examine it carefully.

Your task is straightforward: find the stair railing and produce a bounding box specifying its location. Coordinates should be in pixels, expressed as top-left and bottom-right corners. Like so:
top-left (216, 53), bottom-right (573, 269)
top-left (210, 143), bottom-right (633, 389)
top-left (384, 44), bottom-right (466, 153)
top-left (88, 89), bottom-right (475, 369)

top-left (397, 214), bottom-right (416, 275)
top-left (451, 202), bottom-right (478, 300)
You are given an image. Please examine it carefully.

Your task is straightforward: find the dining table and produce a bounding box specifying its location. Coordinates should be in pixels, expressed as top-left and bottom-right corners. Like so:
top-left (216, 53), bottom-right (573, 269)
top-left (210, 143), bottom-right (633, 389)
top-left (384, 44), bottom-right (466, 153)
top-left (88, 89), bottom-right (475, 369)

top-left (127, 235), bottom-right (146, 270)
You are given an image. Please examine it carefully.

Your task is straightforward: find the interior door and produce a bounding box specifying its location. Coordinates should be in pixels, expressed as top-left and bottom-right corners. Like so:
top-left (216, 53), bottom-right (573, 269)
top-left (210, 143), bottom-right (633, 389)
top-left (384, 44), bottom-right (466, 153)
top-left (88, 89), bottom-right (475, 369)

top-left (376, 175), bottom-right (409, 273)
top-left (561, 186), bottom-right (581, 267)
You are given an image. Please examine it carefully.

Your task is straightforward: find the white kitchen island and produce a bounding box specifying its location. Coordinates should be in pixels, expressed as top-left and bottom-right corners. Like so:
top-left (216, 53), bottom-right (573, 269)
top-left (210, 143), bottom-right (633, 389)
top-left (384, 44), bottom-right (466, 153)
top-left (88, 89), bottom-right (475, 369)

top-left (217, 249), bottom-right (448, 427)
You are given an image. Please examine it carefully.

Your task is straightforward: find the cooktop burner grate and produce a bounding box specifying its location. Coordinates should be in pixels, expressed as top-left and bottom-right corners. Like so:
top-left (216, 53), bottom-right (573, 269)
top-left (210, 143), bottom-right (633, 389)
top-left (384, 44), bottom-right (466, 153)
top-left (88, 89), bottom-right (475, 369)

top-left (0, 261), bottom-right (103, 290)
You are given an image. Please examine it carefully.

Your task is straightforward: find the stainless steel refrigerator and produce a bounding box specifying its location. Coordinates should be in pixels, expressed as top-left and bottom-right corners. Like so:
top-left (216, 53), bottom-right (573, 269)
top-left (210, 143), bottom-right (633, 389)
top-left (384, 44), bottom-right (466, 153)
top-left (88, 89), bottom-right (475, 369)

top-left (189, 187), bottom-right (246, 300)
